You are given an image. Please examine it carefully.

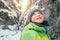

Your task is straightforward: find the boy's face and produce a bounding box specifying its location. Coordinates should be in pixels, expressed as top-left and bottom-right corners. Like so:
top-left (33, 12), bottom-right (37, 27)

top-left (31, 12), bottom-right (44, 23)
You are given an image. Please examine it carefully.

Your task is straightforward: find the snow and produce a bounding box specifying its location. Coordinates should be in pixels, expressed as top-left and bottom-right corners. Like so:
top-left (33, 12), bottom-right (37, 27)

top-left (0, 29), bottom-right (21, 40)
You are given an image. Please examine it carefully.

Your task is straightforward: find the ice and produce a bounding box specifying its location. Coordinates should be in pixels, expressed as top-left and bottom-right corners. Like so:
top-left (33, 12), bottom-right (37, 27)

top-left (7, 24), bottom-right (18, 31)
top-left (0, 29), bottom-right (21, 40)
top-left (0, 24), bottom-right (21, 40)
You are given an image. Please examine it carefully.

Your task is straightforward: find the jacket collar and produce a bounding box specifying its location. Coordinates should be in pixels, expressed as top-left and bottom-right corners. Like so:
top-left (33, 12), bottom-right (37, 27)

top-left (24, 22), bottom-right (46, 33)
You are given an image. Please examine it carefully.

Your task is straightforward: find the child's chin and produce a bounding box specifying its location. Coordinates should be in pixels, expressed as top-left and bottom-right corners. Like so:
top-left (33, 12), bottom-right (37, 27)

top-left (36, 22), bottom-right (42, 23)
top-left (37, 21), bottom-right (43, 23)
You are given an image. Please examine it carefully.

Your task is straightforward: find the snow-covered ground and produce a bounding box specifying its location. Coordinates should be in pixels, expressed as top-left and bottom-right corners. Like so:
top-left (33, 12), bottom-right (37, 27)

top-left (0, 25), bottom-right (21, 40)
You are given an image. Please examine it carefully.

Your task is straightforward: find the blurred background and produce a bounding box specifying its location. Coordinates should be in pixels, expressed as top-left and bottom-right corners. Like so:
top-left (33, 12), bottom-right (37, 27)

top-left (0, 0), bottom-right (60, 40)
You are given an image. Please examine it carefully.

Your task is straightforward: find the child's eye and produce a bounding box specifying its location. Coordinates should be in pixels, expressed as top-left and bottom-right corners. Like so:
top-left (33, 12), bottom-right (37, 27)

top-left (33, 13), bottom-right (37, 15)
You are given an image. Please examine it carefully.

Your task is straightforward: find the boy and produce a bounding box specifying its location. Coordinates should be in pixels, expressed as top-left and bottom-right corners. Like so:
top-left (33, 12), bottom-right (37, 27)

top-left (20, 9), bottom-right (51, 40)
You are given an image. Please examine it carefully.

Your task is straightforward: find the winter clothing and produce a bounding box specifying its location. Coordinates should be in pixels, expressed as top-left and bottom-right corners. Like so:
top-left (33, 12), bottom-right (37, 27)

top-left (20, 22), bottom-right (51, 40)
top-left (30, 20), bottom-right (50, 32)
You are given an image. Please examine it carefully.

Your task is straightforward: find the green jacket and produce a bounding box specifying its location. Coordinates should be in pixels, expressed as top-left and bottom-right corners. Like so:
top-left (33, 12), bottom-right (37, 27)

top-left (20, 22), bottom-right (51, 40)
